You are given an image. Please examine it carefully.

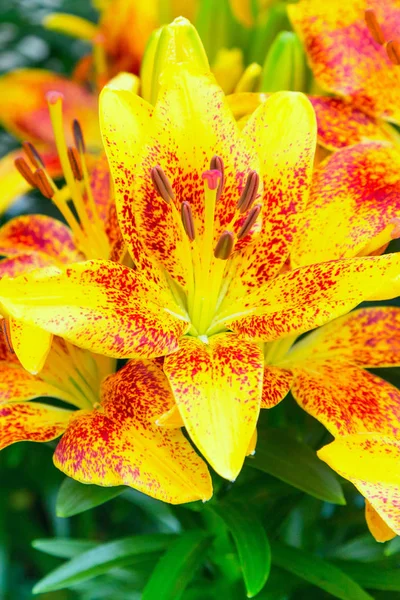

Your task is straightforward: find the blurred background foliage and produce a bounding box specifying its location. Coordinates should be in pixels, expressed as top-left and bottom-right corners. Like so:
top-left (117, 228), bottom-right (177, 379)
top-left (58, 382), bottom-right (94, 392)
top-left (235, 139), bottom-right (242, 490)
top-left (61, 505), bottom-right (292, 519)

top-left (2, 1), bottom-right (400, 600)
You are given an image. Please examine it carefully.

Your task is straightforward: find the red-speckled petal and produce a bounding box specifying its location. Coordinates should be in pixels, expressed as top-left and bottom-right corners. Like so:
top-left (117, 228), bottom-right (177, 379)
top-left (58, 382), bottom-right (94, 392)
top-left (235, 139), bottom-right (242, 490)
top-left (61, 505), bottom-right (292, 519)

top-left (221, 92), bottom-right (316, 308)
top-left (261, 366), bottom-right (293, 408)
top-left (225, 254), bottom-right (400, 341)
top-left (54, 359), bottom-right (212, 504)
top-left (0, 253), bottom-right (59, 277)
top-left (0, 215), bottom-right (82, 263)
top-left (0, 260), bottom-right (189, 358)
top-left (292, 142), bottom-right (400, 266)
top-left (288, 306), bottom-right (400, 368)
top-left (0, 359), bottom-right (65, 404)
top-left (164, 333), bottom-right (264, 481)
top-left (309, 96), bottom-right (397, 150)
top-left (365, 500), bottom-right (396, 542)
top-left (318, 433), bottom-right (400, 536)
top-left (0, 402), bottom-right (72, 450)
top-left (291, 361), bottom-right (400, 437)
top-left (0, 69), bottom-right (100, 147)
top-left (288, 0), bottom-right (400, 123)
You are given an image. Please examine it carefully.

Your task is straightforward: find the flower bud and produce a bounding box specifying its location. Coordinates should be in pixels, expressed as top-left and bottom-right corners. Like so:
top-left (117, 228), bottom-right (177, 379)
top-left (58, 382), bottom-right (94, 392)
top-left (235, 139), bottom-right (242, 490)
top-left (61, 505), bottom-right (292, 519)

top-left (260, 31), bottom-right (306, 93)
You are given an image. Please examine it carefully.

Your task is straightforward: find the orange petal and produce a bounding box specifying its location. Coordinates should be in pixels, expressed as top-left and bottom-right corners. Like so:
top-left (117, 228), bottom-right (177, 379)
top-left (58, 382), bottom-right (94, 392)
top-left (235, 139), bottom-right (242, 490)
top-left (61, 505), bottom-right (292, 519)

top-left (318, 433), bottom-right (400, 536)
top-left (0, 402), bottom-right (71, 450)
top-left (54, 359), bottom-right (212, 504)
top-left (0, 69), bottom-right (100, 148)
top-left (309, 96), bottom-right (397, 150)
top-left (164, 333), bottom-right (264, 481)
top-left (288, 1), bottom-right (400, 123)
top-left (0, 149), bottom-right (32, 214)
top-left (288, 306), bottom-right (400, 368)
top-left (225, 253), bottom-right (400, 341)
top-left (261, 366), bottom-right (293, 408)
top-left (292, 142), bottom-right (400, 267)
top-left (291, 361), bottom-right (400, 437)
top-left (0, 253), bottom-right (59, 278)
top-left (0, 215), bottom-right (82, 263)
top-left (0, 358), bottom-right (65, 404)
top-left (365, 500), bottom-right (397, 542)
top-left (0, 260), bottom-right (189, 359)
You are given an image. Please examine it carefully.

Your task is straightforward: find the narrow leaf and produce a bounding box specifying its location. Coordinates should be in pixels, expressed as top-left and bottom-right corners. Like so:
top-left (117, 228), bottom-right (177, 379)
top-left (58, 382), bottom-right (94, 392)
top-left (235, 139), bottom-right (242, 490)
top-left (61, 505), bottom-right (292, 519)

top-left (33, 534), bottom-right (175, 593)
top-left (56, 477), bottom-right (125, 517)
top-left (32, 538), bottom-right (98, 559)
top-left (335, 561), bottom-right (400, 592)
top-left (211, 502), bottom-right (271, 597)
top-left (271, 542), bottom-right (373, 600)
top-left (142, 530), bottom-right (212, 600)
top-left (248, 428), bottom-right (345, 504)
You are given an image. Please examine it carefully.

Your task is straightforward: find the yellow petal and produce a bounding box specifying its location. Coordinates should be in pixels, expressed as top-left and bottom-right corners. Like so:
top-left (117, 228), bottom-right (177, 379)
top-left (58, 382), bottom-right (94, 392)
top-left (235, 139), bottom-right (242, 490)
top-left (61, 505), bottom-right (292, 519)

top-left (10, 319), bottom-right (53, 375)
top-left (365, 500), bottom-right (396, 542)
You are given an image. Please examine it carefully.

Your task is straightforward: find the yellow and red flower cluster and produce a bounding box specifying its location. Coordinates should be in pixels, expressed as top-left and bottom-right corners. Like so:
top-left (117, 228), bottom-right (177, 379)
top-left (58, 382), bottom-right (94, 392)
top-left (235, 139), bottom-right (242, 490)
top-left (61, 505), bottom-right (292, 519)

top-left (1, 1), bottom-right (400, 541)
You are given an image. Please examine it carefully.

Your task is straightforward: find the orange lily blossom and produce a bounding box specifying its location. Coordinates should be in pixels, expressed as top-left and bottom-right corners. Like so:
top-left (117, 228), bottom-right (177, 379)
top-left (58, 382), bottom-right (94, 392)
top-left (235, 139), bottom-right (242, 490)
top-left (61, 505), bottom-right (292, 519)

top-left (1, 66), bottom-right (400, 481)
top-left (0, 330), bottom-right (212, 504)
top-left (259, 306), bottom-right (400, 540)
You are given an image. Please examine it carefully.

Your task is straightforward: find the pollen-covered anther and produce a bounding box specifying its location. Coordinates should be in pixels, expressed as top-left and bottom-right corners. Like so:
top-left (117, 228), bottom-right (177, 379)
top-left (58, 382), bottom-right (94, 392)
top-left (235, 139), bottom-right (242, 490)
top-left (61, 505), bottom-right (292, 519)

top-left (181, 201), bottom-right (196, 241)
top-left (150, 165), bottom-right (174, 203)
top-left (214, 230), bottom-right (234, 260)
top-left (34, 168), bottom-right (55, 199)
top-left (210, 155), bottom-right (225, 200)
top-left (72, 119), bottom-right (86, 153)
top-left (237, 171), bottom-right (260, 214)
top-left (365, 9), bottom-right (386, 45)
top-left (22, 141), bottom-right (44, 169)
top-left (67, 146), bottom-right (84, 181)
top-left (1, 319), bottom-right (14, 354)
top-left (202, 169), bottom-right (221, 191)
top-left (14, 157), bottom-right (37, 188)
top-left (386, 40), bottom-right (400, 65)
top-left (237, 204), bottom-right (262, 240)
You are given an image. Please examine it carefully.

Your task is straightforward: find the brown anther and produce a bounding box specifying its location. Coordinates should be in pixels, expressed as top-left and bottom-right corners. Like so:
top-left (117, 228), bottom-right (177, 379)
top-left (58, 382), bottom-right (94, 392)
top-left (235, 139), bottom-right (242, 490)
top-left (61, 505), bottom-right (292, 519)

top-left (237, 171), bottom-right (260, 214)
top-left (151, 165), bottom-right (174, 203)
top-left (237, 204), bottom-right (262, 240)
top-left (34, 169), bottom-right (55, 199)
top-left (67, 146), bottom-right (84, 181)
top-left (181, 201), bottom-right (196, 241)
top-left (14, 157), bottom-right (37, 187)
top-left (210, 155), bottom-right (224, 201)
top-left (386, 40), bottom-right (400, 65)
top-left (22, 141), bottom-right (44, 168)
top-left (365, 9), bottom-right (386, 45)
top-left (214, 230), bottom-right (234, 260)
top-left (73, 119), bottom-right (86, 153)
top-left (1, 319), bottom-right (14, 354)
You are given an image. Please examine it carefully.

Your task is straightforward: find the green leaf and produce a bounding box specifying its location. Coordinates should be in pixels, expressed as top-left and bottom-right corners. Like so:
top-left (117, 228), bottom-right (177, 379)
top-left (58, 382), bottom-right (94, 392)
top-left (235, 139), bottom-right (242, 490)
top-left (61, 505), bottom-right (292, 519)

top-left (142, 530), bottom-right (212, 600)
top-left (33, 534), bottom-right (176, 593)
top-left (56, 477), bottom-right (125, 517)
top-left (210, 502), bottom-right (271, 597)
top-left (328, 534), bottom-right (386, 563)
top-left (335, 561), bottom-right (400, 592)
top-left (247, 428), bottom-right (345, 505)
top-left (32, 538), bottom-right (98, 559)
top-left (385, 536), bottom-right (400, 556)
top-left (271, 542), bottom-right (373, 600)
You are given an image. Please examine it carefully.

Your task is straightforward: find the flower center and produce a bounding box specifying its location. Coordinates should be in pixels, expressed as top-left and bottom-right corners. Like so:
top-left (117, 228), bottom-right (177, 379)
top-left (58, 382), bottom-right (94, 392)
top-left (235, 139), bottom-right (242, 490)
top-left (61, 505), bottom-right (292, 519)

top-left (151, 158), bottom-right (262, 336)
top-left (14, 92), bottom-right (110, 260)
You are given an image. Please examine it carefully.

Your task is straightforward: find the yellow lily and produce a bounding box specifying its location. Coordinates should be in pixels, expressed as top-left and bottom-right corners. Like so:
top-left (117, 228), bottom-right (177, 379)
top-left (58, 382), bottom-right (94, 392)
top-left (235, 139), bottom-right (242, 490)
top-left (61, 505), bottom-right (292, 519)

top-left (0, 330), bottom-right (212, 504)
top-left (1, 66), bottom-right (400, 482)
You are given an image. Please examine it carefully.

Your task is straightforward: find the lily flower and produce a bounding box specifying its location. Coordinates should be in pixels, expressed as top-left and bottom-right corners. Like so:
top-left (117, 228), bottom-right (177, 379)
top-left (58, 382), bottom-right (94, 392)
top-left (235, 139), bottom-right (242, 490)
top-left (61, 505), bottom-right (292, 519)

top-left (260, 306), bottom-right (400, 540)
top-left (0, 70), bottom-right (101, 213)
top-left (1, 67), bottom-right (400, 482)
top-left (0, 330), bottom-right (212, 504)
top-left (288, 0), bottom-right (400, 148)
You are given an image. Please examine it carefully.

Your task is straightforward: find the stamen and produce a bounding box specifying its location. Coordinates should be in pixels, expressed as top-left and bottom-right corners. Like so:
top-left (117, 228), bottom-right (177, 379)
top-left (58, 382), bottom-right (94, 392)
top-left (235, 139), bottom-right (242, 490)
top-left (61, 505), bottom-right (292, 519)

top-left (1, 319), bottom-right (14, 354)
top-left (386, 40), bottom-right (400, 65)
top-left (237, 171), bottom-right (260, 213)
top-left (365, 9), bottom-right (386, 45)
top-left (14, 157), bottom-right (37, 187)
top-left (237, 204), bottom-right (262, 240)
top-left (67, 146), bottom-right (84, 181)
top-left (72, 119), bottom-right (86, 153)
top-left (202, 169), bottom-right (221, 191)
top-left (34, 168), bottom-right (55, 199)
top-left (181, 201), bottom-right (196, 241)
top-left (210, 155), bottom-right (224, 200)
top-left (22, 141), bottom-right (44, 168)
top-left (214, 231), bottom-right (234, 260)
top-left (151, 166), bottom-right (174, 203)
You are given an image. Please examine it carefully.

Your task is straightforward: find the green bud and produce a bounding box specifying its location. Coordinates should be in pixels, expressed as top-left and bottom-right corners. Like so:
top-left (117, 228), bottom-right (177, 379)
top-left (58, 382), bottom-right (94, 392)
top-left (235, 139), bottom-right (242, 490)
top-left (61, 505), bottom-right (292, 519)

top-left (259, 31), bottom-right (307, 93)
